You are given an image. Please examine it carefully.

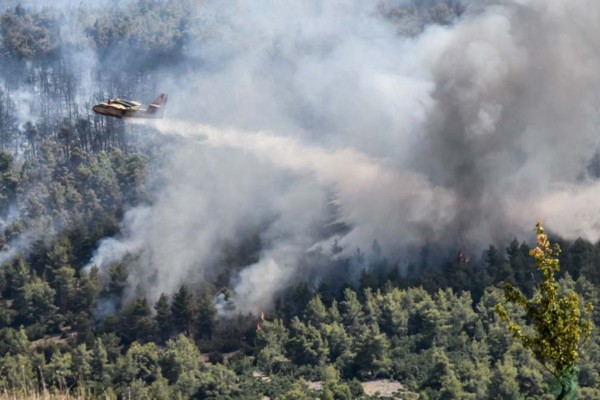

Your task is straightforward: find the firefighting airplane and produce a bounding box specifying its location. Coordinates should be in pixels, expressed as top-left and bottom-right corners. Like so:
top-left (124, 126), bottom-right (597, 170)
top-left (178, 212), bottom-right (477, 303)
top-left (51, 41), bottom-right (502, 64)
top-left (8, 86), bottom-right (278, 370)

top-left (92, 93), bottom-right (168, 119)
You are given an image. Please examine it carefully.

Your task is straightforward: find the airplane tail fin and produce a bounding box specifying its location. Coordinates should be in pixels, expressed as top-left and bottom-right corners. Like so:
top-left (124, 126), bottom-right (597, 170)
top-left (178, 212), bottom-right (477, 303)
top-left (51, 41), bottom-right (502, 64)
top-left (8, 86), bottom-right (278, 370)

top-left (146, 93), bottom-right (168, 118)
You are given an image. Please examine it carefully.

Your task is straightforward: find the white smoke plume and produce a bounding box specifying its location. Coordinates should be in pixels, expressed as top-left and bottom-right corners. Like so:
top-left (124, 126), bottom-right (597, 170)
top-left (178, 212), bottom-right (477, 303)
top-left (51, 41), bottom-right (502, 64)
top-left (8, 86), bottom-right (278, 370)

top-left (84, 0), bottom-right (600, 313)
top-left (131, 120), bottom-right (456, 313)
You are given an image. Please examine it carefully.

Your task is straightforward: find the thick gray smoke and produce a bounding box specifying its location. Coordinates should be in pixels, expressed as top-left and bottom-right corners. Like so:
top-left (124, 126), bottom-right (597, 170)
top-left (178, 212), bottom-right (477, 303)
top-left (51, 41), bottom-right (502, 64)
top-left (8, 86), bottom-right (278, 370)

top-left (85, 0), bottom-right (600, 313)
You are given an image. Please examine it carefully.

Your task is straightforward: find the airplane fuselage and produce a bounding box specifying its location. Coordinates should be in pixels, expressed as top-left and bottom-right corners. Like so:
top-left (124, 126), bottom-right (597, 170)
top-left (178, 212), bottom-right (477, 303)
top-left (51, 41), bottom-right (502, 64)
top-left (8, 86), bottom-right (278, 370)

top-left (92, 94), bottom-right (167, 119)
top-left (92, 103), bottom-right (130, 118)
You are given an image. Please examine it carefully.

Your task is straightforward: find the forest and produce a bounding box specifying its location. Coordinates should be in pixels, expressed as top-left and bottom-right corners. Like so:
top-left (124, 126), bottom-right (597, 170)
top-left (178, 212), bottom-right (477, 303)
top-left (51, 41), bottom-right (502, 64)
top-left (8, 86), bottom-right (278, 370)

top-left (0, 0), bottom-right (598, 399)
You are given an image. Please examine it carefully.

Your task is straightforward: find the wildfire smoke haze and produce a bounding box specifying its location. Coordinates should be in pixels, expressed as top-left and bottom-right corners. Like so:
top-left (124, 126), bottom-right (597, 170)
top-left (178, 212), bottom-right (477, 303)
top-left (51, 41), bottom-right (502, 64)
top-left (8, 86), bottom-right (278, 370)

top-left (4, 0), bottom-right (600, 314)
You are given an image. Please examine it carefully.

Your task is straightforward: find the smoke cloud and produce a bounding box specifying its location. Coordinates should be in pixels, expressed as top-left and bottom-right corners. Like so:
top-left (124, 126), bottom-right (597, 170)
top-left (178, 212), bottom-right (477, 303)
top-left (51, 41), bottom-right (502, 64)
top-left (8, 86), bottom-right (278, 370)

top-left (72, 0), bottom-right (600, 312)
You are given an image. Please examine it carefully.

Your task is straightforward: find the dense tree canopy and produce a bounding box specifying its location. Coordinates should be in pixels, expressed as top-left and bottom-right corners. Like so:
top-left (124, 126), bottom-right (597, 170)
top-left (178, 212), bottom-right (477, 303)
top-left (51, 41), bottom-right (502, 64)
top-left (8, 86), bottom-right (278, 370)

top-left (0, 1), bottom-right (596, 399)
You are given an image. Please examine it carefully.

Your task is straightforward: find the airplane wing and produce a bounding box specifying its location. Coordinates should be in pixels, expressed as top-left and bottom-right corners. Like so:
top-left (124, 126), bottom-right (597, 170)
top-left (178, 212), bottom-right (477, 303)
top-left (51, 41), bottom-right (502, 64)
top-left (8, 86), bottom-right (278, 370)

top-left (111, 99), bottom-right (141, 108)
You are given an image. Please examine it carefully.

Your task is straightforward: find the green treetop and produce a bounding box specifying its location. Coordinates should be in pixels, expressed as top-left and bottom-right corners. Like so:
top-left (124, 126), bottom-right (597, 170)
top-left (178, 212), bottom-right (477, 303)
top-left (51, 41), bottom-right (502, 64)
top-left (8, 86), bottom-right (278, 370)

top-left (496, 222), bottom-right (594, 399)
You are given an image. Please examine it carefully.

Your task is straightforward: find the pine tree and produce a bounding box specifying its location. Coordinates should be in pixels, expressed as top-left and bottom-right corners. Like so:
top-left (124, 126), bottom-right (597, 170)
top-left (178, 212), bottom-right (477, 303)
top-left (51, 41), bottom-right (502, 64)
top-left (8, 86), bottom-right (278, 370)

top-left (73, 266), bottom-right (99, 314)
top-left (489, 354), bottom-right (521, 400)
top-left (487, 244), bottom-right (512, 284)
top-left (107, 263), bottom-right (128, 299)
top-left (71, 343), bottom-right (92, 389)
top-left (90, 338), bottom-right (113, 393)
top-left (339, 288), bottom-right (365, 336)
top-left (154, 293), bottom-right (171, 342)
top-left (286, 316), bottom-right (327, 366)
top-left (195, 291), bottom-right (216, 340)
top-left (171, 284), bottom-right (196, 336)
top-left (52, 265), bottom-right (76, 313)
top-left (421, 347), bottom-right (464, 399)
top-left (303, 294), bottom-right (329, 328)
top-left (353, 323), bottom-right (391, 378)
top-left (160, 334), bottom-right (203, 397)
top-left (255, 319), bottom-right (291, 373)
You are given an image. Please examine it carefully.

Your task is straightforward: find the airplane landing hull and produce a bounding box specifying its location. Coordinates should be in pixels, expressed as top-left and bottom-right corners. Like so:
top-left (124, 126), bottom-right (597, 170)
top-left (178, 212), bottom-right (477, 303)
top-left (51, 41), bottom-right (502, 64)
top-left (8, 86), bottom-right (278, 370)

top-left (92, 105), bottom-right (123, 118)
